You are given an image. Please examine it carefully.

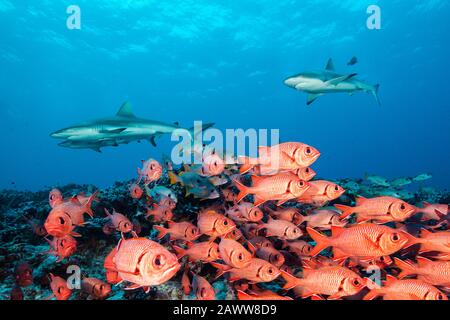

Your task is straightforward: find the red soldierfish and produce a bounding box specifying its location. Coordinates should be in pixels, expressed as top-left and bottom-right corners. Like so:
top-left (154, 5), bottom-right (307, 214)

top-left (307, 224), bottom-right (416, 260)
top-left (154, 221), bottom-right (201, 242)
top-left (335, 196), bottom-right (417, 223)
top-left (234, 174), bottom-right (310, 207)
top-left (104, 208), bottom-right (133, 233)
top-left (137, 158), bottom-right (162, 185)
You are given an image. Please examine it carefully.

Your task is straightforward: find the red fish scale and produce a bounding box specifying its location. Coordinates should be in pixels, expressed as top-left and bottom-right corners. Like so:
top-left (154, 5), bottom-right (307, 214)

top-left (250, 175), bottom-right (298, 196)
top-left (334, 224), bottom-right (400, 257)
top-left (298, 266), bottom-right (359, 296)
top-left (421, 232), bottom-right (450, 253)
top-left (416, 261), bottom-right (450, 286)
top-left (382, 279), bottom-right (443, 300)
top-left (113, 238), bottom-right (159, 274)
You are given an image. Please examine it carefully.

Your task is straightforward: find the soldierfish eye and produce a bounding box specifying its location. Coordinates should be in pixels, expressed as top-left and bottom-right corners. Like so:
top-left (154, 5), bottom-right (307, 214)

top-left (306, 147), bottom-right (311, 154)
top-left (305, 168), bottom-right (310, 173)
top-left (352, 279), bottom-right (360, 286)
top-left (154, 254), bottom-right (165, 267)
top-left (400, 204), bottom-right (406, 210)
top-left (391, 233), bottom-right (400, 242)
top-left (58, 217), bottom-right (66, 225)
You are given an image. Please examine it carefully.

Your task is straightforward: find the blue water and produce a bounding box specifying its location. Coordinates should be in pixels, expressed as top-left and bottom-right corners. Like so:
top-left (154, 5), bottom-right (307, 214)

top-left (0, 0), bottom-right (449, 191)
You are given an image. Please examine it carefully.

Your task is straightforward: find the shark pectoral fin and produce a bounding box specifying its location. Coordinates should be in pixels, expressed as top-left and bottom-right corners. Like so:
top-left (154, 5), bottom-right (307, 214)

top-left (150, 136), bottom-right (157, 147)
top-left (325, 58), bottom-right (335, 71)
top-left (100, 128), bottom-right (127, 134)
top-left (325, 73), bottom-right (357, 86)
top-left (306, 94), bottom-right (323, 106)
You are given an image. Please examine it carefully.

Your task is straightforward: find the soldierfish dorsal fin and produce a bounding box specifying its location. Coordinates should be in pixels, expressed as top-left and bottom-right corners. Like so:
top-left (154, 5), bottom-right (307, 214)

top-left (416, 256), bottom-right (432, 267)
top-left (325, 58), bottom-right (335, 71)
top-left (355, 196), bottom-right (368, 206)
top-left (331, 225), bottom-right (345, 238)
top-left (116, 102), bottom-right (136, 118)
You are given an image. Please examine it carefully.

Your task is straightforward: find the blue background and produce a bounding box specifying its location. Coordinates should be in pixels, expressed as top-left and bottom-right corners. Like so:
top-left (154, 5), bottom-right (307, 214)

top-left (0, 0), bottom-right (448, 191)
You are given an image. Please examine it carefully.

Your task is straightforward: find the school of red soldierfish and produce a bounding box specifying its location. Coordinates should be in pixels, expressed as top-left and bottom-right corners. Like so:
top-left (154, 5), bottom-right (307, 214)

top-left (22, 142), bottom-right (449, 300)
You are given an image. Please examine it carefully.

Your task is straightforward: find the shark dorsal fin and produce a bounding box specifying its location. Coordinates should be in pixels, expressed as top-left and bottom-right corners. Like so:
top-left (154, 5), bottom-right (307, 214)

top-left (116, 102), bottom-right (136, 118)
top-left (325, 58), bottom-right (335, 71)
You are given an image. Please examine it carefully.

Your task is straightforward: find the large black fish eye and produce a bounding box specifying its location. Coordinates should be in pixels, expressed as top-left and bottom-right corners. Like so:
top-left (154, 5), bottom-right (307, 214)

top-left (335, 186), bottom-right (339, 191)
top-left (57, 287), bottom-right (62, 294)
top-left (305, 168), bottom-right (310, 173)
top-left (400, 204), bottom-right (406, 210)
top-left (154, 255), bottom-right (163, 266)
top-left (306, 147), bottom-right (311, 154)
top-left (438, 293), bottom-right (445, 300)
top-left (392, 233), bottom-right (400, 241)
top-left (268, 268), bottom-right (273, 274)
top-left (353, 279), bottom-right (360, 286)
top-left (238, 253), bottom-right (244, 261)
top-left (58, 217), bottom-right (65, 225)
top-left (223, 220), bottom-right (228, 226)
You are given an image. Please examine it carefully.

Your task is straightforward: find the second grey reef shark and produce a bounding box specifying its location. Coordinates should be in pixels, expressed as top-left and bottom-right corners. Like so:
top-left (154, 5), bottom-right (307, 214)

top-left (284, 58), bottom-right (380, 106)
top-left (51, 102), bottom-right (214, 152)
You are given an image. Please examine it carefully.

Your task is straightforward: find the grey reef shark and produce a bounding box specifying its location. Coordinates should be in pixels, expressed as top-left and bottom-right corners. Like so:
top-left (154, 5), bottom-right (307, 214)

top-left (51, 102), bottom-right (214, 152)
top-left (284, 58), bottom-right (380, 106)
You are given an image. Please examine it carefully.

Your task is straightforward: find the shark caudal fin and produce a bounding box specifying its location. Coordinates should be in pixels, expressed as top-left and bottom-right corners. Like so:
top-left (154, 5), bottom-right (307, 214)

top-left (187, 123), bottom-right (215, 141)
top-left (372, 84), bottom-right (381, 106)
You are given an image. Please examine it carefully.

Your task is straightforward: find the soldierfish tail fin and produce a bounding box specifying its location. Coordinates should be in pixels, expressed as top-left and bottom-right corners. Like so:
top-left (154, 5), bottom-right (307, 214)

top-left (168, 171), bottom-right (180, 185)
top-left (372, 84), bottom-right (381, 106)
top-left (394, 258), bottom-right (417, 279)
top-left (84, 190), bottom-right (99, 218)
top-left (280, 270), bottom-right (302, 290)
top-left (209, 262), bottom-right (231, 279)
top-left (307, 227), bottom-right (331, 257)
top-left (172, 245), bottom-right (187, 259)
top-left (233, 179), bottom-right (250, 203)
top-left (334, 204), bottom-right (354, 220)
top-left (153, 225), bottom-right (169, 240)
top-left (236, 290), bottom-right (253, 300)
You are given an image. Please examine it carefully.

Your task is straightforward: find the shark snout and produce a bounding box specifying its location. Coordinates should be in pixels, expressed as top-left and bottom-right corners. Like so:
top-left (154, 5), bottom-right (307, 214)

top-left (283, 78), bottom-right (297, 88)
